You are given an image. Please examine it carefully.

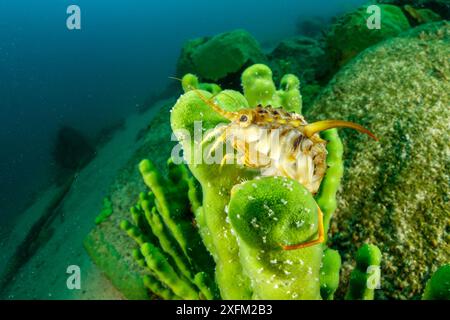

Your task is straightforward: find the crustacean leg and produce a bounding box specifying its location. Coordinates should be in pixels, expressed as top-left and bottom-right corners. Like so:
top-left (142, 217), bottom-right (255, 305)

top-left (220, 153), bottom-right (236, 169)
top-left (201, 124), bottom-right (227, 146)
top-left (280, 205), bottom-right (324, 250)
top-left (206, 130), bottom-right (228, 159)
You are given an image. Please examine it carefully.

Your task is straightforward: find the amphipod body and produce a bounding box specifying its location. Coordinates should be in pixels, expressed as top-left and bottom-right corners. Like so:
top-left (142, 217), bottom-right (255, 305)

top-left (204, 106), bottom-right (329, 194)
top-left (195, 90), bottom-right (377, 250)
top-left (198, 92), bottom-right (377, 195)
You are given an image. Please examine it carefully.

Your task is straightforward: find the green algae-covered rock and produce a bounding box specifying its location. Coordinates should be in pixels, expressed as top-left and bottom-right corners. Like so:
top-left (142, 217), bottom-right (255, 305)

top-left (308, 22), bottom-right (450, 300)
top-left (84, 227), bottom-right (151, 300)
top-left (326, 4), bottom-right (410, 68)
top-left (377, 0), bottom-right (450, 20)
top-left (404, 5), bottom-right (442, 25)
top-left (176, 37), bottom-right (209, 78)
top-left (268, 36), bottom-right (330, 85)
top-left (267, 36), bottom-right (330, 112)
top-left (83, 100), bottom-right (177, 300)
top-left (176, 29), bottom-right (266, 82)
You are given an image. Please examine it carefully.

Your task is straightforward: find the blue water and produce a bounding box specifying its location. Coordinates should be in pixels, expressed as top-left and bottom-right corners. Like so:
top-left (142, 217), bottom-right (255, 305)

top-left (0, 0), bottom-right (366, 222)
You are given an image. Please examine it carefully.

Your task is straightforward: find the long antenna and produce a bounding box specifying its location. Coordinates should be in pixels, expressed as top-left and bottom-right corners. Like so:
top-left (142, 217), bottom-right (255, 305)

top-left (303, 120), bottom-right (378, 141)
top-left (169, 76), bottom-right (237, 120)
top-left (192, 89), bottom-right (238, 121)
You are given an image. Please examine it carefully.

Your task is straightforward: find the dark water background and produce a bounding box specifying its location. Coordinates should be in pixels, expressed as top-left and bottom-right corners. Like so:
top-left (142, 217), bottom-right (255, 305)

top-left (0, 0), bottom-right (366, 224)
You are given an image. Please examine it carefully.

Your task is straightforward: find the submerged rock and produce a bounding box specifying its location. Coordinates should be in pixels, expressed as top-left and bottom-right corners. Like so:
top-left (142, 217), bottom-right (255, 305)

top-left (268, 36), bottom-right (330, 85)
top-left (326, 4), bottom-right (411, 69)
top-left (377, 0), bottom-right (450, 20)
top-left (53, 126), bottom-right (95, 171)
top-left (268, 36), bottom-right (331, 112)
top-left (176, 37), bottom-right (209, 78)
top-left (404, 4), bottom-right (443, 25)
top-left (176, 29), bottom-right (266, 88)
top-left (296, 16), bottom-right (330, 38)
top-left (308, 22), bottom-right (450, 299)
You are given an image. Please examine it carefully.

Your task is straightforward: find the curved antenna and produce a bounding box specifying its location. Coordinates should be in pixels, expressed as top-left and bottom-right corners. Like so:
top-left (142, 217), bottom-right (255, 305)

top-left (192, 89), bottom-right (238, 121)
top-left (303, 120), bottom-right (378, 141)
top-left (169, 76), bottom-right (238, 121)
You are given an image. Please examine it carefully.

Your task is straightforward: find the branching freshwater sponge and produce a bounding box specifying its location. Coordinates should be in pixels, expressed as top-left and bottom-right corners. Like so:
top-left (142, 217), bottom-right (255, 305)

top-left (320, 248), bottom-right (341, 300)
top-left (170, 63), bottom-right (380, 299)
top-left (228, 176), bottom-right (323, 299)
top-left (95, 197), bottom-right (113, 225)
top-left (121, 158), bottom-right (218, 300)
top-left (181, 73), bottom-right (221, 95)
top-left (345, 244), bottom-right (382, 300)
top-left (242, 64), bottom-right (302, 113)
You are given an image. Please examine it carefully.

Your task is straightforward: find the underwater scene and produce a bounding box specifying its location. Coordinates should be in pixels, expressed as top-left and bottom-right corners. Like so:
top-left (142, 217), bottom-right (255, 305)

top-left (0, 0), bottom-right (449, 302)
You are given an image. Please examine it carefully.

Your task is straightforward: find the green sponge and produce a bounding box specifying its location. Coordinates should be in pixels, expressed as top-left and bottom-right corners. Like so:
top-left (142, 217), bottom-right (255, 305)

top-left (320, 248), bottom-right (341, 300)
top-left (422, 264), bottom-right (450, 300)
top-left (95, 197), bottom-right (113, 225)
top-left (228, 176), bottom-right (323, 300)
top-left (241, 64), bottom-right (302, 113)
top-left (345, 244), bottom-right (382, 300)
top-left (170, 64), bottom-right (343, 299)
top-left (181, 73), bottom-right (221, 95)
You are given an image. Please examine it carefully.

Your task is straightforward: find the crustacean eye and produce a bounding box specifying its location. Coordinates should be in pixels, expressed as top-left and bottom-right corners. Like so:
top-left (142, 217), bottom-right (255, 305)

top-left (238, 113), bottom-right (252, 128)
